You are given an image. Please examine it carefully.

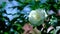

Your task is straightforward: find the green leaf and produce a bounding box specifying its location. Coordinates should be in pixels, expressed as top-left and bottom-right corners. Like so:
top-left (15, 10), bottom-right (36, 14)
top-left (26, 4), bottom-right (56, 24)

top-left (1, 2), bottom-right (6, 8)
top-left (4, 32), bottom-right (9, 34)
top-left (13, 24), bottom-right (22, 30)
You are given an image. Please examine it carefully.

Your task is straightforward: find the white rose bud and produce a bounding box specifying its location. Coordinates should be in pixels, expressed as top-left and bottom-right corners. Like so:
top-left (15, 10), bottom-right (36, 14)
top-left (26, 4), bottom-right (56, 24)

top-left (28, 9), bottom-right (48, 26)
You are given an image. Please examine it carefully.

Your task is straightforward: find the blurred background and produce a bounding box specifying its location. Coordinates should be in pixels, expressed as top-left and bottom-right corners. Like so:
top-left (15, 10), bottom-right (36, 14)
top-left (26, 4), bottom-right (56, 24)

top-left (0, 0), bottom-right (60, 34)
